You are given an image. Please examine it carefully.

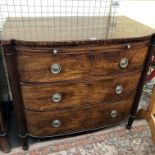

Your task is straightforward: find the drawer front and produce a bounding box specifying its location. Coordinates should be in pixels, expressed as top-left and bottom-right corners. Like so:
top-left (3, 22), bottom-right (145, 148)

top-left (17, 52), bottom-right (90, 82)
top-left (17, 45), bottom-right (148, 82)
top-left (21, 72), bottom-right (140, 111)
top-left (25, 98), bottom-right (134, 137)
top-left (15, 40), bottom-right (148, 54)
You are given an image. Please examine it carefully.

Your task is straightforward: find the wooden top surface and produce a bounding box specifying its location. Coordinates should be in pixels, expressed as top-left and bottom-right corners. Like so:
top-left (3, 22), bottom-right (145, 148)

top-left (1, 16), bottom-right (155, 42)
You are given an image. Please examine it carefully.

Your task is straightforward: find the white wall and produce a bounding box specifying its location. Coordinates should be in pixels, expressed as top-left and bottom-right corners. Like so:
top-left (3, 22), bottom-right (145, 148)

top-left (119, 0), bottom-right (155, 29)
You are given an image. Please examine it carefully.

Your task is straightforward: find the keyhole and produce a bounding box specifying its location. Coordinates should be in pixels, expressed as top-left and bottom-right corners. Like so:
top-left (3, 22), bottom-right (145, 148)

top-left (89, 54), bottom-right (95, 62)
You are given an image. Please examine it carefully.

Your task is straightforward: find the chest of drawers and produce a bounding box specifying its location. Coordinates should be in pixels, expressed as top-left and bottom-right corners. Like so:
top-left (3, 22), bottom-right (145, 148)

top-left (1, 16), bottom-right (155, 150)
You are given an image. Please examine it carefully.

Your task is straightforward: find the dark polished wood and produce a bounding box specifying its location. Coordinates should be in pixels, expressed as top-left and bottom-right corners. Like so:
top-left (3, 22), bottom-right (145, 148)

top-left (2, 36), bottom-right (153, 150)
top-left (0, 40), bottom-right (11, 153)
top-left (0, 101), bottom-right (10, 153)
top-left (25, 98), bottom-right (134, 137)
top-left (2, 44), bottom-right (29, 150)
top-left (16, 40), bottom-right (148, 82)
top-left (21, 71), bottom-right (141, 111)
top-left (0, 136), bottom-right (10, 153)
top-left (1, 16), bottom-right (155, 150)
top-left (127, 34), bottom-right (155, 129)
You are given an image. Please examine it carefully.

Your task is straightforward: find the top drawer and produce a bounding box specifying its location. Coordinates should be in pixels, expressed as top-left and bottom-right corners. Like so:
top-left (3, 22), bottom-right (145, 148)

top-left (16, 41), bottom-right (148, 82)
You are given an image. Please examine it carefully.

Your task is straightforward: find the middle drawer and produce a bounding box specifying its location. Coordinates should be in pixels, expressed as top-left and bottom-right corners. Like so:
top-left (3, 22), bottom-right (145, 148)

top-left (21, 72), bottom-right (141, 111)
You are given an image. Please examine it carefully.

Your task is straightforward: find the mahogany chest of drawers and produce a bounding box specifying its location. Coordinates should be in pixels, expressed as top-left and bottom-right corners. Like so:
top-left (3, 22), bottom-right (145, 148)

top-left (1, 16), bottom-right (155, 150)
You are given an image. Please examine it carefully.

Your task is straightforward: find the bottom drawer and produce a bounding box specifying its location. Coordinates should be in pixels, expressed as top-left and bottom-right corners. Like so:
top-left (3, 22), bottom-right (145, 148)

top-left (25, 98), bottom-right (134, 137)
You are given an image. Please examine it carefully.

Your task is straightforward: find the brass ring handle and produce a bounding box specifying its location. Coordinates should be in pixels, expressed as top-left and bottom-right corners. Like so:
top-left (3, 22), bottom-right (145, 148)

top-left (115, 85), bottom-right (123, 94)
top-left (111, 110), bottom-right (118, 118)
top-left (120, 58), bottom-right (128, 68)
top-left (52, 119), bottom-right (61, 128)
top-left (52, 93), bottom-right (62, 103)
top-left (51, 64), bottom-right (61, 74)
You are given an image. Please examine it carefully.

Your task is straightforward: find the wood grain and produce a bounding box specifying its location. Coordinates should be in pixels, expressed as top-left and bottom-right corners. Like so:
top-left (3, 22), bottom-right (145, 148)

top-left (16, 43), bottom-right (148, 82)
top-left (1, 16), bottom-right (154, 149)
top-left (25, 98), bottom-right (134, 137)
top-left (21, 72), bottom-right (141, 111)
top-left (15, 39), bottom-right (149, 53)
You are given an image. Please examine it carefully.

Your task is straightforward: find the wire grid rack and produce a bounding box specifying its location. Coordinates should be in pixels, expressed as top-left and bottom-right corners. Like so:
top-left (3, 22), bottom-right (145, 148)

top-left (0, 0), bottom-right (120, 41)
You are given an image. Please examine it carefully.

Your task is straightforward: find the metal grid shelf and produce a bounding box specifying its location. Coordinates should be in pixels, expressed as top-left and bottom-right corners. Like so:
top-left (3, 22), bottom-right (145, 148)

top-left (0, 0), bottom-right (120, 41)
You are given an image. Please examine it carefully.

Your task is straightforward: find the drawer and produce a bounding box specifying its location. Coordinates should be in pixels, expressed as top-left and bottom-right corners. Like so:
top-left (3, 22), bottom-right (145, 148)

top-left (24, 98), bottom-right (134, 137)
top-left (21, 72), bottom-right (141, 111)
top-left (15, 39), bottom-right (149, 54)
top-left (16, 44), bottom-right (148, 82)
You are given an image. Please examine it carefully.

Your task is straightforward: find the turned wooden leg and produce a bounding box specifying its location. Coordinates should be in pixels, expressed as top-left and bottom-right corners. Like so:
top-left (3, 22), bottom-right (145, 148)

top-left (3, 45), bottom-right (29, 151)
top-left (21, 136), bottom-right (29, 150)
top-left (0, 135), bottom-right (11, 153)
top-left (126, 116), bottom-right (135, 130)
